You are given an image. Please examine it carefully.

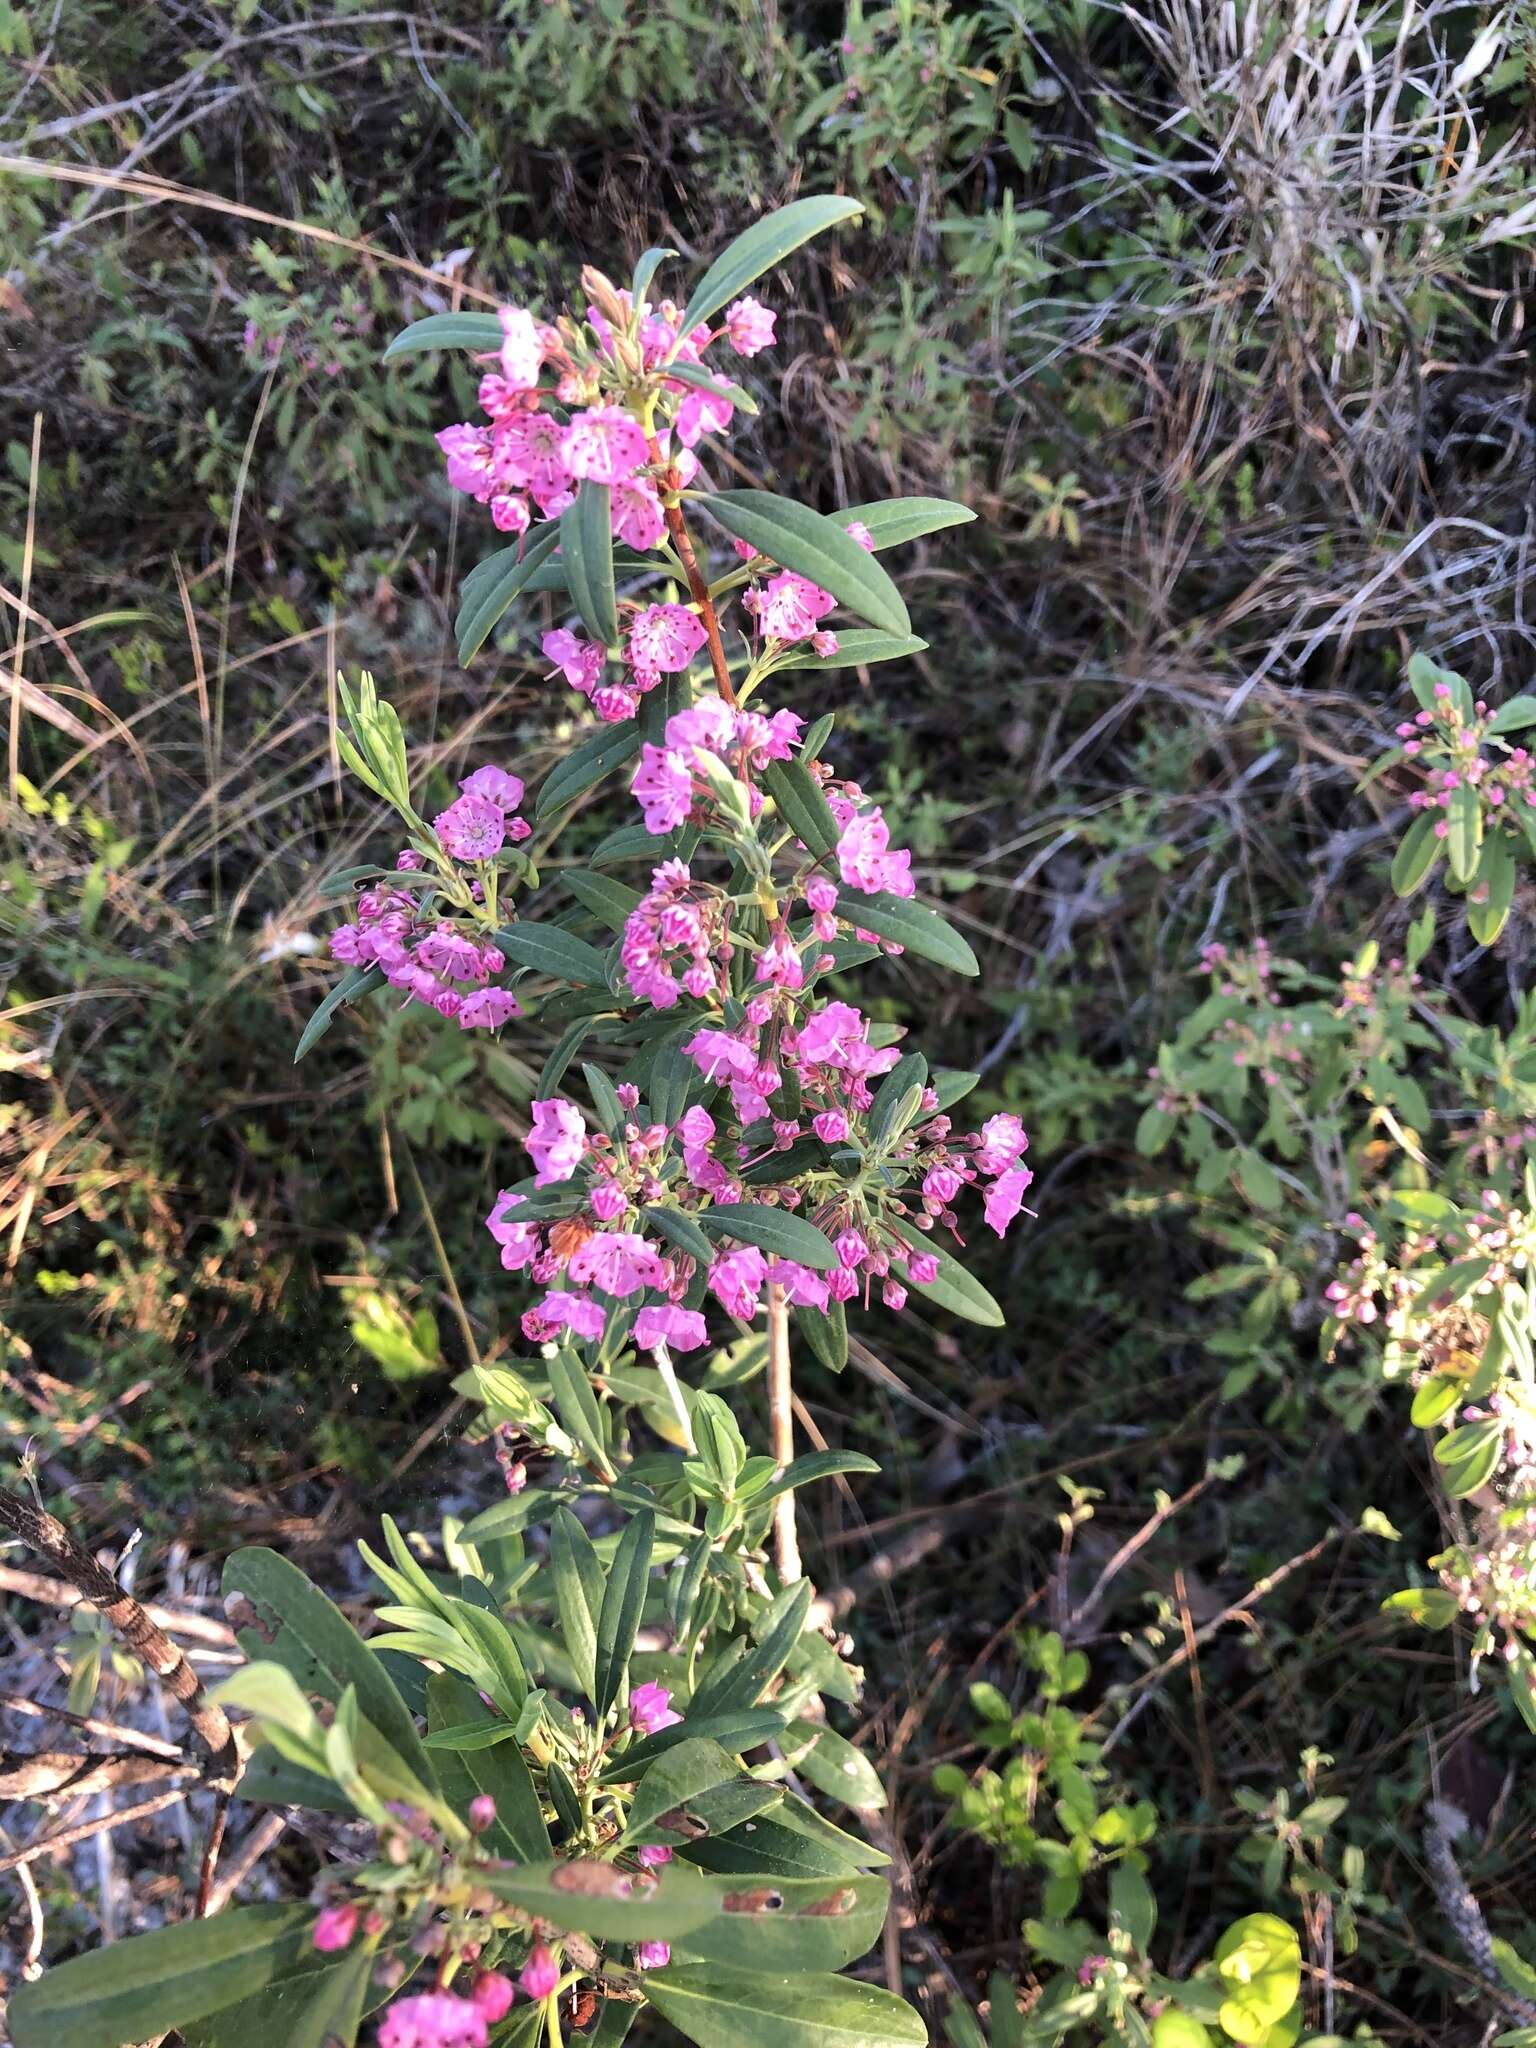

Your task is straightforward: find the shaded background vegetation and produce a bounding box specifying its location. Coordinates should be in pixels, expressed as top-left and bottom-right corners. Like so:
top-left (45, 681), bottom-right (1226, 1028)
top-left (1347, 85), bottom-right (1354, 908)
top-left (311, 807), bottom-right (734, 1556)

top-left (4, 0), bottom-right (1536, 2037)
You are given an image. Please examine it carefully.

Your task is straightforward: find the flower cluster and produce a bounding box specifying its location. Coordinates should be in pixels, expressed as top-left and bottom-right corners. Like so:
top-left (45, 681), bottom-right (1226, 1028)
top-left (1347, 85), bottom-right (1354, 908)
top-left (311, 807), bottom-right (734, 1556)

top-left (486, 1038), bottom-right (1030, 1345)
top-left (1396, 682), bottom-right (1536, 835)
top-left (328, 765), bottom-right (531, 1029)
top-left (435, 282), bottom-right (775, 542)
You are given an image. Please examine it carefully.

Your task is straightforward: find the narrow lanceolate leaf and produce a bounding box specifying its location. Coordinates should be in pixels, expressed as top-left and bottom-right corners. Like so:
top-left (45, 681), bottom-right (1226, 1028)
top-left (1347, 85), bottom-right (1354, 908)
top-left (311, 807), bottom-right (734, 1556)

top-left (1444, 780), bottom-right (1482, 883)
top-left (1467, 833), bottom-right (1515, 946)
top-left (632, 245), bottom-right (678, 306)
top-left (294, 964), bottom-right (383, 1063)
top-left (622, 1736), bottom-right (747, 1841)
top-left (550, 1507), bottom-right (603, 1700)
top-left (1488, 693), bottom-right (1536, 735)
top-left (383, 311), bottom-right (504, 360)
top-left (794, 1297), bottom-right (848, 1373)
top-left (177, 1938), bottom-right (378, 2048)
top-left (456, 523), bottom-right (563, 662)
top-left (835, 497), bottom-right (976, 550)
top-left (426, 1674), bottom-right (550, 1864)
top-left (593, 1509), bottom-right (655, 1717)
top-left (1390, 811), bottom-right (1441, 897)
top-left (562, 483), bottom-right (621, 647)
top-left (565, 868), bottom-right (644, 933)
top-left (700, 489), bottom-right (911, 637)
top-left (676, 1873), bottom-right (889, 1973)
top-left (698, 1202), bottom-right (840, 1270)
top-left (752, 1450), bottom-right (880, 1505)
top-left (478, 1858), bottom-right (720, 1943)
top-left (786, 1723), bottom-right (887, 1811)
top-left (665, 359), bottom-right (759, 414)
top-left (886, 1220), bottom-right (1006, 1328)
top-left (600, 1707), bottom-right (788, 1779)
top-left (8, 1905), bottom-right (316, 2048)
top-left (648, 1204), bottom-right (716, 1264)
top-left (495, 922), bottom-right (613, 987)
top-left (644, 1964), bottom-right (927, 2048)
top-left (537, 722), bottom-right (641, 817)
top-left (679, 194), bottom-right (864, 335)
top-left (760, 756), bottom-right (840, 857)
top-left (842, 890), bottom-right (980, 976)
top-left (690, 1580), bottom-right (814, 1720)
top-left (222, 1550), bottom-right (434, 1783)
top-left (776, 629), bottom-right (928, 670)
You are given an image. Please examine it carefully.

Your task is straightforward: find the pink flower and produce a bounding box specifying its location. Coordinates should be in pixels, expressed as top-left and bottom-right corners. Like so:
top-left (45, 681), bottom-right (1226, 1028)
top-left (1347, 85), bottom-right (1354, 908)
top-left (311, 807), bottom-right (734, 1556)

top-left (567, 1231), bottom-right (668, 1298)
top-left (486, 1190), bottom-right (541, 1271)
top-left (528, 1098), bottom-right (587, 1185)
top-left (725, 295), bottom-right (775, 356)
top-left (836, 806), bottom-right (914, 897)
top-left (378, 1991), bottom-right (489, 2048)
top-left (497, 307), bottom-right (544, 390)
top-left (984, 1166), bottom-right (1033, 1238)
top-left (460, 765), bottom-right (524, 809)
top-left (844, 520), bottom-right (875, 552)
top-left (747, 570), bottom-right (835, 644)
top-left (543, 627), bottom-right (605, 694)
top-left (812, 1111), bottom-right (849, 1143)
top-left (437, 423), bottom-right (497, 500)
top-left (905, 1252), bottom-right (940, 1285)
top-left (471, 1972), bottom-right (514, 2022)
top-left (767, 1259), bottom-right (829, 1310)
top-left (434, 793), bottom-right (507, 862)
top-left (975, 1113), bottom-right (1028, 1176)
top-left (468, 1793), bottom-right (498, 1831)
top-left (792, 1002), bottom-right (867, 1070)
top-left (635, 1941), bottom-right (671, 1970)
top-left (684, 1027), bottom-right (760, 1082)
top-left (756, 927), bottom-right (804, 990)
top-left (635, 1843), bottom-right (674, 1868)
top-left (676, 386), bottom-right (734, 446)
top-left (491, 492), bottom-right (531, 534)
top-left (629, 604), bottom-right (709, 674)
top-left (709, 1244), bottom-right (768, 1318)
top-left (562, 404), bottom-right (648, 484)
top-left (630, 1681), bottom-right (682, 1735)
top-left (312, 1902), bottom-right (358, 1952)
top-left (518, 1944), bottom-right (560, 2002)
top-left (632, 744), bottom-right (695, 834)
top-left (523, 1291), bottom-right (607, 1343)
top-left (634, 1305), bottom-right (709, 1353)
top-left (458, 988), bottom-right (522, 1030)
top-left (666, 696), bottom-right (736, 753)
top-left (495, 413), bottom-right (571, 510)
top-left (612, 476), bottom-right (666, 550)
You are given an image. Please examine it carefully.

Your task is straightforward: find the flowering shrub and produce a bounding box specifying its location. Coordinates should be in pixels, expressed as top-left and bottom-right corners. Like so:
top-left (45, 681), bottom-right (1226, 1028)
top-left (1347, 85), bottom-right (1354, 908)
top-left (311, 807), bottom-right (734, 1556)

top-left (11, 198), bottom-right (1017, 2048)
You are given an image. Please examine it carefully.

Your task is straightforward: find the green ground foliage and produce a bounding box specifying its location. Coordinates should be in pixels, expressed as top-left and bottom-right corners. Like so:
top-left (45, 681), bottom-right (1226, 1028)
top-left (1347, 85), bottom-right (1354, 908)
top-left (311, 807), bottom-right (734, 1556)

top-left (5, 1), bottom-right (1536, 2039)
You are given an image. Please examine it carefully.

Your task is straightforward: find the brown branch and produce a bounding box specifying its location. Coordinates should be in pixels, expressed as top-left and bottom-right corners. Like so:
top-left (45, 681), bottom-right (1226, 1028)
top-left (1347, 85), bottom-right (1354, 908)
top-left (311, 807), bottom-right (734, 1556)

top-left (0, 1562), bottom-right (237, 1646)
top-left (0, 1789), bottom-right (191, 1875)
top-left (0, 1749), bottom-right (191, 1800)
top-left (1, 1691), bottom-right (188, 1760)
top-left (651, 444), bottom-right (737, 707)
top-left (765, 1285), bottom-right (801, 1583)
top-left (0, 1490), bottom-right (240, 1789)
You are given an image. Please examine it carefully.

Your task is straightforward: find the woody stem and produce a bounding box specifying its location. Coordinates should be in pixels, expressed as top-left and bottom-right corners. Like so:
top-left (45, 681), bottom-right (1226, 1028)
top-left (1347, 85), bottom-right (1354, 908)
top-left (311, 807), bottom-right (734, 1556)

top-left (766, 1284), bottom-right (802, 1583)
top-left (652, 445), bottom-right (737, 709)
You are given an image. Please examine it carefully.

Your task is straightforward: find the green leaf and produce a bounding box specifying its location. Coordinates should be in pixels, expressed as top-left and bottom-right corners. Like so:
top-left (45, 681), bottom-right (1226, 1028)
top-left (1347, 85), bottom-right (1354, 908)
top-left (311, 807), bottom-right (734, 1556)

top-left (537, 722), bottom-right (641, 817)
top-left (1237, 1151), bottom-right (1283, 1211)
top-left (548, 1349), bottom-right (612, 1475)
top-left (1434, 1418), bottom-right (1503, 1497)
top-left (479, 1858), bottom-right (721, 1942)
top-left (1109, 1861), bottom-right (1157, 1951)
top-left (793, 1298), bottom-right (848, 1373)
top-left (648, 1204), bottom-right (716, 1265)
top-left (455, 523), bottom-right (564, 663)
top-left (690, 1580), bottom-right (814, 1719)
top-left (1390, 811), bottom-right (1441, 897)
top-left (666, 359), bottom-right (759, 414)
top-left (551, 1506), bottom-right (603, 1698)
top-left (565, 868), bottom-right (643, 933)
top-left (644, 1963), bottom-right (925, 2048)
top-left (752, 1450), bottom-right (880, 1505)
top-left (835, 497), bottom-right (975, 550)
top-left (701, 489), bottom-right (910, 636)
top-left (222, 1550), bottom-right (433, 1784)
top-left (679, 195), bottom-right (864, 334)
top-left (838, 890), bottom-right (979, 976)
top-left (178, 1938), bottom-right (378, 2048)
top-left (776, 630), bottom-right (928, 670)
top-left (601, 1708), bottom-right (788, 1779)
top-left (383, 311), bottom-right (504, 359)
top-left (1445, 781), bottom-right (1482, 884)
top-left (1489, 694), bottom-right (1536, 735)
top-left (426, 1674), bottom-right (550, 1862)
top-left (496, 922), bottom-right (613, 987)
top-left (1468, 834), bottom-right (1515, 945)
top-left (632, 246), bottom-right (677, 305)
top-left (1409, 1376), bottom-right (1462, 1427)
top-left (623, 1737), bottom-right (746, 1839)
top-left (699, 1202), bottom-right (840, 1270)
top-left (8, 1905), bottom-right (317, 2048)
top-left (594, 1509), bottom-right (655, 1716)
top-left (886, 1220), bottom-right (1005, 1328)
top-left (293, 965), bottom-right (383, 1063)
top-left (539, 1018), bottom-right (595, 1096)
top-left (786, 1722), bottom-right (886, 1810)
top-left (676, 1874), bottom-right (889, 1973)
top-left (760, 756), bottom-right (840, 857)
top-left (562, 484), bottom-right (621, 647)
